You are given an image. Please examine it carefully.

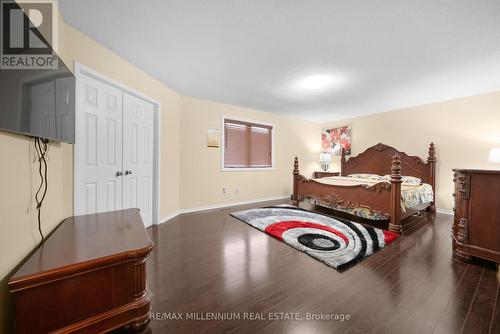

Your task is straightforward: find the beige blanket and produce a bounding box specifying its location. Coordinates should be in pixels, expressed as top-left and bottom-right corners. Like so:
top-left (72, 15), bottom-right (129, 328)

top-left (314, 176), bottom-right (420, 191)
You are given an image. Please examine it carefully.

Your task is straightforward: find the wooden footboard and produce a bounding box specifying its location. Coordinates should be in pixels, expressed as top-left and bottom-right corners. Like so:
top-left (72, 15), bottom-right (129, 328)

top-left (292, 154), bottom-right (405, 234)
top-left (292, 143), bottom-right (437, 234)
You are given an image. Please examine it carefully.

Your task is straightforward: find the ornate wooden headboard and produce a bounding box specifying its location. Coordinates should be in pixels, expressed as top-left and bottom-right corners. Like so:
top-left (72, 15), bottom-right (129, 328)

top-left (341, 143), bottom-right (437, 186)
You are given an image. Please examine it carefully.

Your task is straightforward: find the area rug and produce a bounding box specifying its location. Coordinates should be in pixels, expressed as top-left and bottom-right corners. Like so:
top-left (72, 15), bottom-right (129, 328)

top-left (230, 205), bottom-right (399, 271)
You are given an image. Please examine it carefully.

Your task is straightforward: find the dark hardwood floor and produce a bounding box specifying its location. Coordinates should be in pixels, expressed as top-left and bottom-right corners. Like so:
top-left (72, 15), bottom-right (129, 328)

top-left (144, 200), bottom-right (499, 334)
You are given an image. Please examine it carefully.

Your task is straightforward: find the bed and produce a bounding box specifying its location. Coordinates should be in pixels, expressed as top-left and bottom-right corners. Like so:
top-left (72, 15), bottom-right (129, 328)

top-left (292, 143), bottom-right (437, 234)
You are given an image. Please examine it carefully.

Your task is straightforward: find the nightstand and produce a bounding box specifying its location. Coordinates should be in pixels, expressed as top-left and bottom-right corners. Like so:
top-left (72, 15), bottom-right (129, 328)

top-left (314, 171), bottom-right (340, 178)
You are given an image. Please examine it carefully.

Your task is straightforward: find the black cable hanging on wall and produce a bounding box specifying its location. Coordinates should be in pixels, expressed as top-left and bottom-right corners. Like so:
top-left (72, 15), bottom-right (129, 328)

top-left (34, 137), bottom-right (49, 244)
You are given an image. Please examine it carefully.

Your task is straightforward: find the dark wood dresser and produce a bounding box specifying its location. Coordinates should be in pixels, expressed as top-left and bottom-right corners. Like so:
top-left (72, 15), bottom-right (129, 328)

top-left (313, 171), bottom-right (340, 178)
top-left (452, 169), bottom-right (500, 263)
top-left (8, 209), bottom-right (154, 334)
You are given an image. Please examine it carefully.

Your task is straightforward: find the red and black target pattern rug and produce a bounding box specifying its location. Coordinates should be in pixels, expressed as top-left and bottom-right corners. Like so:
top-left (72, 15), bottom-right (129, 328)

top-left (230, 205), bottom-right (399, 271)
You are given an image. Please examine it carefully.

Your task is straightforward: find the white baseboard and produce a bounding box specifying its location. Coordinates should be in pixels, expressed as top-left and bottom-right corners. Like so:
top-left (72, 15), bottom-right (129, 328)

top-left (158, 210), bottom-right (182, 224)
top-left (158, 199), bottom-right (454, 225)
top-left (159, 196), bottom-right (289, 224)
top-left (436, 208), bottom-right (453, 215)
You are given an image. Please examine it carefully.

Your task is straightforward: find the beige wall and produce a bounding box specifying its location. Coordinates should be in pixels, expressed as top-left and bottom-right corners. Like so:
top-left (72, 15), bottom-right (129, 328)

top-left (0, 132), bottom-right (73, 334)
top-left (180, 96), bottom-right (320, 210)
top-left (323, 90), bottom-right (500, 212)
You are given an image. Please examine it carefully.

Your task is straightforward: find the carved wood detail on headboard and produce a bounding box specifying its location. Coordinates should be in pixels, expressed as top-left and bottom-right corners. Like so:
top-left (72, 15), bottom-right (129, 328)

top-left (340, 143), bottom-right (436, 186)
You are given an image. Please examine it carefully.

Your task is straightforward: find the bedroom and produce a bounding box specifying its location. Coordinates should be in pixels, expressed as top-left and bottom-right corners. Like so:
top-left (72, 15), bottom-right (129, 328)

top-left (0, 0), bottom-right (499, 333)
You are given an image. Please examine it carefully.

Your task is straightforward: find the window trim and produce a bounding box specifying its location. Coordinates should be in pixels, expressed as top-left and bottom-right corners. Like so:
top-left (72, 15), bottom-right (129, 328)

top-left (221, 115), bottom-right (275, 172)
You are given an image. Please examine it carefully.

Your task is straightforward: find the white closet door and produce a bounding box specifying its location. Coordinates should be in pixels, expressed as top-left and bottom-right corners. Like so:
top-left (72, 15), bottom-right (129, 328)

top-left (30, 81), bottom-right (56, 138)
top-left (75, 75), bottom-right (123, 215)
top-left (55, 77), bottom-right (75, 143)
top-left (122, 93), bottom-right (154, 227)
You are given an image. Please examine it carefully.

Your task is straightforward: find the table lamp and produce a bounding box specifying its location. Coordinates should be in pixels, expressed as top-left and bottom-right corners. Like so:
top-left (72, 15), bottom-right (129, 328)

top-left (489, 148), bottom-right (500, 163)
top-left (319, 152), bottom-right (332, 171)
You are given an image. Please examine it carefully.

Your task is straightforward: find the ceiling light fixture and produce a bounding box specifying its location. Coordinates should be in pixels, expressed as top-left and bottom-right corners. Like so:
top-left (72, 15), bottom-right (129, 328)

top-left (296, 74), bottom-right (334, 90)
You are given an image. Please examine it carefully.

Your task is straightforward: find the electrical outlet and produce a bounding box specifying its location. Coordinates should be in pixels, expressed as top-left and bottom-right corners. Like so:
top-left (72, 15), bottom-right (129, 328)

top-left (222, 187), bottom-right (227, 194)
top-left (235, 189), bottom-right (239, 195)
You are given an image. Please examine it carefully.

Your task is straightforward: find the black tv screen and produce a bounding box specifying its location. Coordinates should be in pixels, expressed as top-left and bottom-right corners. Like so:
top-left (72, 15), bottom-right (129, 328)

top-left (0, 57), bottom-right (75, 143)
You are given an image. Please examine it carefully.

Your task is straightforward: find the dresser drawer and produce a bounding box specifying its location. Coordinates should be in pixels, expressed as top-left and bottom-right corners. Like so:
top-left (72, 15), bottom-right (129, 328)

top-left (452, 169), bottom-right (500, 264)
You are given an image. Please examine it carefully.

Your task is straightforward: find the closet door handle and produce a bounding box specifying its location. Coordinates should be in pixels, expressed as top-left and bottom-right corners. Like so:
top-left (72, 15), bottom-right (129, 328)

top-left (115, 171), bottom-right (123, 177)
top-left (125, 170), bottom-right (133, 175)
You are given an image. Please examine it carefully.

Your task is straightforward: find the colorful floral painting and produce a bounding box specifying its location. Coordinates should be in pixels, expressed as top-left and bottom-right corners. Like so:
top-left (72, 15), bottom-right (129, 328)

top-left (321, 126), bottom-right (351, 155)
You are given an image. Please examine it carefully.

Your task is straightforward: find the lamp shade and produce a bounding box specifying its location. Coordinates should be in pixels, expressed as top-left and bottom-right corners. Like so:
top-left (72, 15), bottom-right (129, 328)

top-left (319, 152), bottom-right (332, 163)
top-left (489, 148), bottom-right (500, 163)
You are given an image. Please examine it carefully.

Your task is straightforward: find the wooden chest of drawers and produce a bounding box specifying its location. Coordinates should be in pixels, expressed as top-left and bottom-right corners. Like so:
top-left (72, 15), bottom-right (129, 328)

top-left (452, 169), bottom-right (500, 263)
top-left (8, 209), bottom-right (154, 333)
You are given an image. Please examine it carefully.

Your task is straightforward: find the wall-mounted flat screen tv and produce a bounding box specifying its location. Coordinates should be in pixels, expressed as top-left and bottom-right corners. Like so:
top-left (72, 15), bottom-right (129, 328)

top-left (0, 57), bottom-right (75, 143)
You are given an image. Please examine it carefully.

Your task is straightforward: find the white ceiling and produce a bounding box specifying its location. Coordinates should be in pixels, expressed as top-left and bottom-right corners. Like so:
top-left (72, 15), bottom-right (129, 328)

top-left (59, 0), bottom-right (500, 123)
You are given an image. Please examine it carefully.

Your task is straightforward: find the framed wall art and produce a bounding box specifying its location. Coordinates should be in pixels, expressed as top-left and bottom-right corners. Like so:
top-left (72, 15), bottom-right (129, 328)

top-left (321, 126), bottom-right (351, 155)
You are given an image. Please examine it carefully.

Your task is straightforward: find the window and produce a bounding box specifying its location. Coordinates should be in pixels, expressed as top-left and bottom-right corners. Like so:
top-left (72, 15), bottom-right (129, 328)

top-left (223, 118), bottom-right (273, 170)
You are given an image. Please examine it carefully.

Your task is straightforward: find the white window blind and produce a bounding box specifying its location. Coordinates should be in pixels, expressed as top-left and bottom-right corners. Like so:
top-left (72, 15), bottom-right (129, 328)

top-left (224, 119), bottom-right (273, 168)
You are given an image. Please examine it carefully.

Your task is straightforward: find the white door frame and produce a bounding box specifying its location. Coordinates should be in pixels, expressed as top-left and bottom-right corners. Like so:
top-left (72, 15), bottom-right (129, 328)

top-left (73, 61), bottom-right (162, 226)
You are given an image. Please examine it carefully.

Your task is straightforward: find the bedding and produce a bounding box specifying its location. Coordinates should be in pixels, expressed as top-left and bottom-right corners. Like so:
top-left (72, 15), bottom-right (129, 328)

top-left (347, 173), bottom-right (384, 181)
top-left (382, 174), bottom-right (422, 185)
top-left (310, 175), bottom-right (434, 220)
